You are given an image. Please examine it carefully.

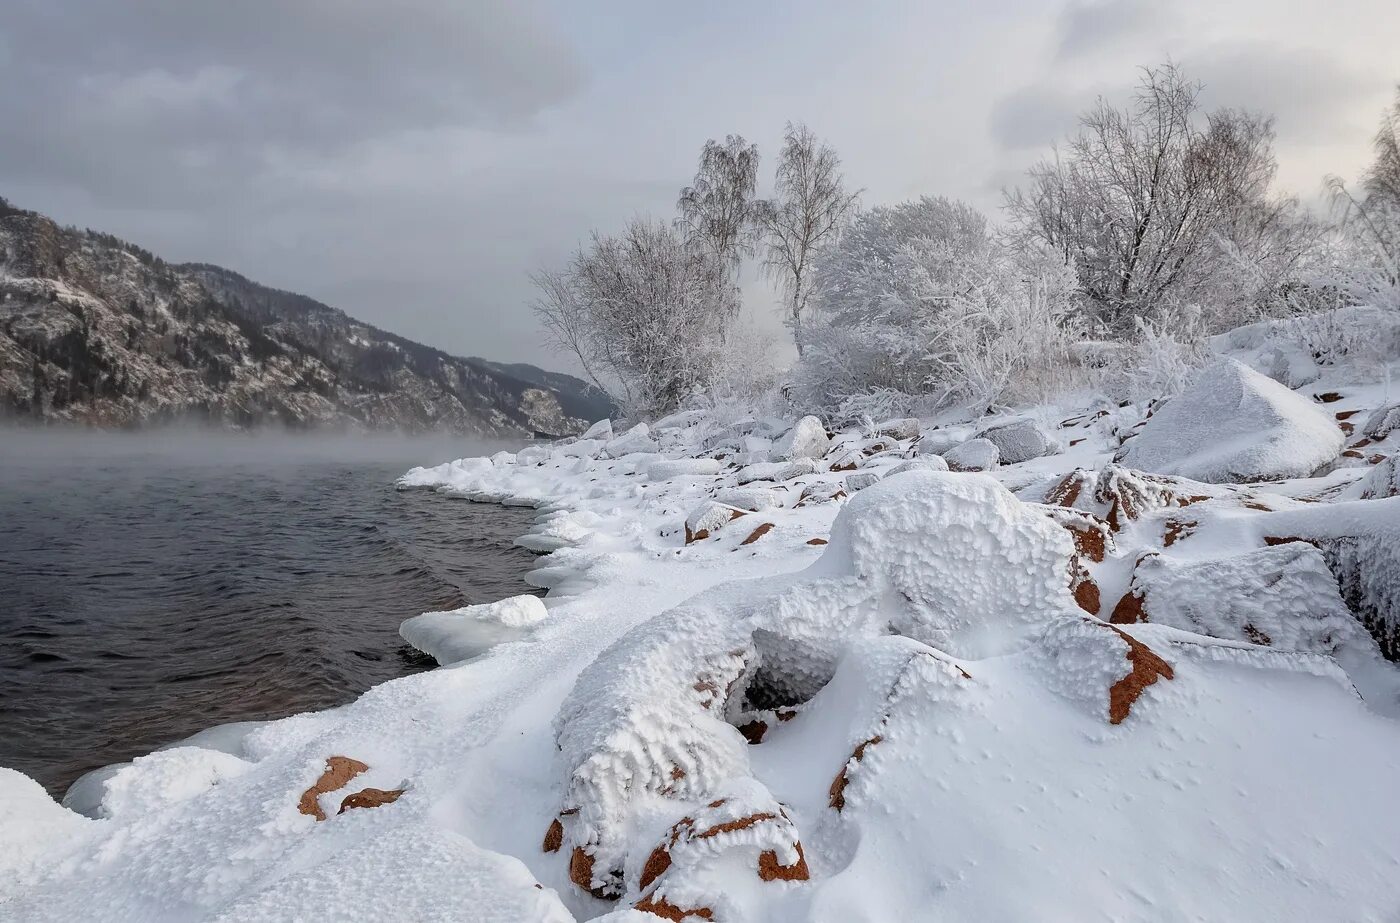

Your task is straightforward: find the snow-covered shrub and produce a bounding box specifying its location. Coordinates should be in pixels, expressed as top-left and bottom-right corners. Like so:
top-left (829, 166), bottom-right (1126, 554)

top-left (792, 196), bottom-right (1083, 416)
top-left (1101, 310), bottom-right (1212, 403)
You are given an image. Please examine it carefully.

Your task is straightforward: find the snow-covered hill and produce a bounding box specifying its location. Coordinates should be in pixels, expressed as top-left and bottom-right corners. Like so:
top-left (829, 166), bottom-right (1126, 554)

top-left (3, 312), bottom-right (1400, 921)
top-left (0, 199), bottom-right (611, 435)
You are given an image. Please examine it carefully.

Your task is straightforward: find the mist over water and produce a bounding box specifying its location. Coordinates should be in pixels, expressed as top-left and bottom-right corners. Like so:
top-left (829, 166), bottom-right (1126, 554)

top-left (0, 428), bottom-right (542, 796)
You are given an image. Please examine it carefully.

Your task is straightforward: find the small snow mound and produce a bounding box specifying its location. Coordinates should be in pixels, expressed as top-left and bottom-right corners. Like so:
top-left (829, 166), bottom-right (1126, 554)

top-left (97, 746), bottom-right (253, 819)
top-left (1359, 455), bottom-right (1399, 499)
top-left (942, 437), bottom-right (999, 472)
top-left (737, 458), bottom-right (818, 484)
top-left (976, 418), bottom-right (1062, 464)
top-left (770, 415), bottom-right (830, 461)
top-left (399, 594), bottom-right (548, 665)
top-left (0, 768), bottom-right (89, 897)
top-left (1114, 357), bottom-right (1343, 483)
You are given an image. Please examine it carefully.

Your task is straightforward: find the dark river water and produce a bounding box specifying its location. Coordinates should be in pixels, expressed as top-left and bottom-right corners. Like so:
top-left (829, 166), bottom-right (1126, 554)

top-left (0, 430), bottom-right (542, 797)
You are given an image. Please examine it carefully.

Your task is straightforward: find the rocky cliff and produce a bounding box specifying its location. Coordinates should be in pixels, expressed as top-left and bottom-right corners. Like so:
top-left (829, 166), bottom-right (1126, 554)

top-left (0, 198), bottom-right (610, 435)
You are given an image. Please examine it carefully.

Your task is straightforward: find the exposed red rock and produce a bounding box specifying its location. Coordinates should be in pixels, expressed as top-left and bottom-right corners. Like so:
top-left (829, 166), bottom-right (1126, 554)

top-left (1103, 625), bottom-right (1174, 725)
top-left (297, 756), bottom-right (368, 821)
top-left (569, 846), bottom-right (620, 900)
top-left (758, 841), bottom-right (810, 882)
top-left (806, 537), bottom-right (828, 545)
top-left (1162, 518), bottom-right (1196, 547)
top-left (338, 787), bottom-right (404, 814)
top-left (737, 719), bottom-right (768, 744)
top-left (829, 736), bottom-right (883, 811)
top-left (635, 894), bottom-right (714, 920)
top-left (543, 818), bottom-right (563, 853)
top-left (740, 523), bottom-right (775, 545)
top-left (1109, 590), bottom-right (1147, 625)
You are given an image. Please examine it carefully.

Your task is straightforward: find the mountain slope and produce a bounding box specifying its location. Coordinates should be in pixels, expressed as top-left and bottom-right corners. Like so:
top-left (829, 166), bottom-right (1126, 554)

top-left (0, 198), bottom-right (609, 435)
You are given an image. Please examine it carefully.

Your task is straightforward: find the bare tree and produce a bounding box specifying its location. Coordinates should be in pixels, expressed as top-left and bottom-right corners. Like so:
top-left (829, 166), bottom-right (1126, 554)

top-left (532, 218), bottom-right (736, 419)
top-left (677, 135), bottom-right (760, 284)
top-left (754, 123), bottom-right (860, 354)
top-left (1006, 63), bottom-right (1309, 332)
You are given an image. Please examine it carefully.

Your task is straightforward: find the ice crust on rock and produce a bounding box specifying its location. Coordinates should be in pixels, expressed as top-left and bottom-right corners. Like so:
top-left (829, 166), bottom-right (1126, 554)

top-left (770, 415), bottom-right (830, 461)
top-left (1114, 357), bottom-right (1344, 483)
top-left (976, 418), bottom-right (1062, 464)
top-left (605, 423), bottom-right (659, 457)
top-left (648, 458), bottom-right (723, 481)
top-left (942, 437), bottom-right (999, 472)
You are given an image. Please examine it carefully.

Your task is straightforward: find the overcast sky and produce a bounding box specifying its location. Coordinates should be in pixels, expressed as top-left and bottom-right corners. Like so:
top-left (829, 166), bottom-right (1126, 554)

top-left (3, 0), bottom-right (1397, 369)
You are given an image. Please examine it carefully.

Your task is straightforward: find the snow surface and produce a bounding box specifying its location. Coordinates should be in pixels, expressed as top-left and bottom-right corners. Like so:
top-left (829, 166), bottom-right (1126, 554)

top-left (4, 329), bottom-right (1400, 921)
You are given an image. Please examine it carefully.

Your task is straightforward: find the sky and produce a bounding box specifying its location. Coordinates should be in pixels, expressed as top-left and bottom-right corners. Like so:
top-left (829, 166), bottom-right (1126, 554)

top-left (2, 0), bottom-right (1397, 369)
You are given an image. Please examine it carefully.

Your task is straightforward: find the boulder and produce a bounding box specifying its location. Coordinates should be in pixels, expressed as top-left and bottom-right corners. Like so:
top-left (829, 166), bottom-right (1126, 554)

top-left (771, 416), bottom-right (830, 461)
top-left (845, 472), bottom-right (881, 492)
top-left (714, 486), bottom-right (786, 512)
top-left (942, 438), bottom-right (999, 472)
top-left (684, 502), bottom-right (747, 543)
top-left (888, 455), bottom-right (949, 476)
top-left (399, 595), bottom-right (548, 665)
top-left (647, 458), bottom-right (722, 480)
top-left (875, 417), bottom-right (921, 441)
top-left (737, 458), bottom-right (819, 485)
top-left (605, 423), bottom-right (659, 457)
top-left (1114, 358), bottom-right (1344, 483)
top-left (977, 418), bottom-right (1061, 465)
top-left (1363, 402), bottom-right (1400, 440)
top-left (581, 418), bottom-right (614, 440)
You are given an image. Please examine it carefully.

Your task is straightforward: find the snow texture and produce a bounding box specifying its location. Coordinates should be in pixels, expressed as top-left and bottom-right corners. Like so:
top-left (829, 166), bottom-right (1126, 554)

top-left (770, 415), bottom-right (830, 461)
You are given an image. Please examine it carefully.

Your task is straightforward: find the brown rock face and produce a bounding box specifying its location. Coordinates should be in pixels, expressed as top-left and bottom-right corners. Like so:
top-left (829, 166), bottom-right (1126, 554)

top-left (338, 787), bottom-right (404, 814)
top-left (297, 756), bottom-right (369, 821)
top-left (542, 818), bottom-right (564, 853)
top-left (740, 523), bottom-right (775, 545)
top-left (758, 841), bottom-right (810, 881)
top-left (569, 846), bottom-right (620, 900)
top-left (1162, 518), bottom-right (1196, 547)
top-left (634, 894), bottom-right (714, 920)
top-left (806, 537), bottom-right (828, 545)
top-left (737, 719), bottom-right (769, 744)
top-left (1104, 625), bottom-right (1174, 725)
top-left (829, 736), bottom-right (883, 811)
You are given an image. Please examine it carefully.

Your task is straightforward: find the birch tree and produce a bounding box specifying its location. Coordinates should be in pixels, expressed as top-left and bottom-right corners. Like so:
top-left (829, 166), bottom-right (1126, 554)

top-left (754, 123), bottom-right (860, 354)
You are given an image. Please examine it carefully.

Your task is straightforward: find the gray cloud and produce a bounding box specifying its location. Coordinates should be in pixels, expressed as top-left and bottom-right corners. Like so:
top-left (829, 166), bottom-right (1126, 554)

top-left (1055, 0), bottom-right (1164, 60)
top-left (988, 87), bottom-right (1082, 151)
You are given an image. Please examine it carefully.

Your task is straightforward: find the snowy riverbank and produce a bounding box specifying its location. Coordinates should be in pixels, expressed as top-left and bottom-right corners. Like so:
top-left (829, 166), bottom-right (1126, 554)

top-left (5, 324), bottom-right (1400, 920)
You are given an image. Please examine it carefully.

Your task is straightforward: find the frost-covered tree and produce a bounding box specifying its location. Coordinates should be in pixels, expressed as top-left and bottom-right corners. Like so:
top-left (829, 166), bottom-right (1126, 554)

top-left (794, 196), bottom-right (1081, 414)
top-left (532, 218), bottom-right (737, 419)
top-left (677, 135), bottom-right (760, 286)
top-left (1006, 63), bottom-right (1310, 332)
top-left (753, 123), bottom-right (860, 354)
top-left (1325, 87), bottom-right (1400, 310)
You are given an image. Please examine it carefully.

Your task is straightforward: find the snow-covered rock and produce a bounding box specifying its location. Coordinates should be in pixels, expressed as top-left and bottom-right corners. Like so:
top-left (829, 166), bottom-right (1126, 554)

top-left (0, 768), bottom-right (89, 900)
top-left (888, 455), bottom-right (948, 475)
top-left (736, 458), bottom-right (818, 484)
top-left (684, 501), bottom-right (747, 543)
top-left (942, 437), bottom-right (999, 472)
top-left (648, 458), bottom-right (723, 481)
top-left (1109, 544), bottom-right (1371, 657)
top-left (770, 415), bottom-right (830, 461)
top-left (582, 418), bottom-right (615, 441)
top-left (713, 486), bottom-right (786, 512)
top-left (1363, 402), bottom-right (1400, 440)
top-left (977, 418), bottom-right (1061, 464)
top-left (605, 423), bottom-right (659, 457)
top-left (399, 594), bottom-right (548, 665)
top-left (845, 471), bottom-right (881, 492)
top-left (1114, 358), bottom-right (1344, 483)
top-left (875, 417), bottom-right (921, 441)
top-left (1359, 455), bottom-right (1399, 499)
